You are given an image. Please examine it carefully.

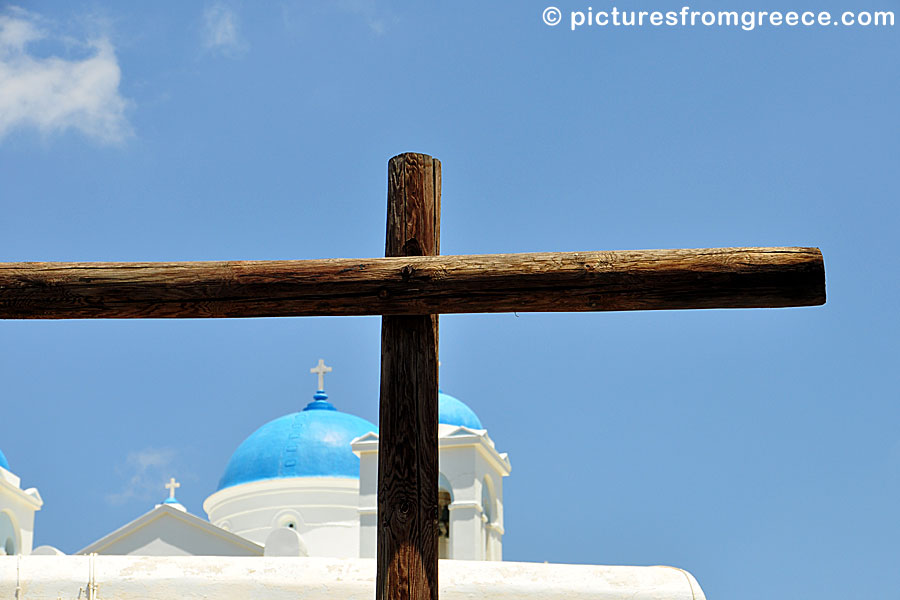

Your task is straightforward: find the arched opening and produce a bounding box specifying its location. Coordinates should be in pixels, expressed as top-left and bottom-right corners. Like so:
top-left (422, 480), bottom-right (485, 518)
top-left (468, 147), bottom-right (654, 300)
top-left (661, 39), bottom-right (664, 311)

top-left (437, 489), bottom-right (451, 558)
top-left (437, 472), bottom-right (453, 559)
top-left (0, 511), bottom-right (19, 556)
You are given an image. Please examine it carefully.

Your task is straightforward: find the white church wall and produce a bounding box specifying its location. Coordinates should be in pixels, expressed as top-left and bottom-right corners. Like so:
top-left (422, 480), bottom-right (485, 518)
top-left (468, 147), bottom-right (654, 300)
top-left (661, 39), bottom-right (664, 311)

top-left (203, 477), bottom-right (361, 558)
top-left (354, 437), bottom-right (379, 559)
top-left (0, 466), bottom-right (42, 555)
top-left (481, 474), bottom-right (500, 561)
top-left (441, 444), bottom-right (480, 560)
top-left (475, 453), bottom-right (505, 561)
top-left (0, 555), bottom-right (708, 600)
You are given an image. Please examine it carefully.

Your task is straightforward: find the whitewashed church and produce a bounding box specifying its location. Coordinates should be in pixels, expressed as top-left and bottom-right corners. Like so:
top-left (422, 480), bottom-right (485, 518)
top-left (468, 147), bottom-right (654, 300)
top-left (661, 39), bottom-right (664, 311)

top-left (0, 361), bottom-right (706, 599)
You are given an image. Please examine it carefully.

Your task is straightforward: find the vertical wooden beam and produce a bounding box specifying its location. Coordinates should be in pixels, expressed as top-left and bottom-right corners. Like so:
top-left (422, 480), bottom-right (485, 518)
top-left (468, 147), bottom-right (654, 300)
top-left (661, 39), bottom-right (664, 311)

top-left (378, 153), bottom-right (440, 600)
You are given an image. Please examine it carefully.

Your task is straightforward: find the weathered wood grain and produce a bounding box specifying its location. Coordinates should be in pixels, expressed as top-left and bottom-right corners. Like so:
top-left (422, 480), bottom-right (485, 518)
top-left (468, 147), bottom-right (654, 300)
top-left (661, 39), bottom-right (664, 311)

top-left (0, 247), bottom-right (825, 319)
top-left (378, 153), bottom-right (440, 600)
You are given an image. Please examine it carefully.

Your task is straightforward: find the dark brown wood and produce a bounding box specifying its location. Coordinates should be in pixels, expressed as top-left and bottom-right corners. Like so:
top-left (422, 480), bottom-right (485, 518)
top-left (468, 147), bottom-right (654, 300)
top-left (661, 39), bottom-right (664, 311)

top-left (0, 247), bottom-right (825, 319)
top-left (378, 153), bottom-right (440, 600)
top-left (0, 152), bottom-right (829, 600)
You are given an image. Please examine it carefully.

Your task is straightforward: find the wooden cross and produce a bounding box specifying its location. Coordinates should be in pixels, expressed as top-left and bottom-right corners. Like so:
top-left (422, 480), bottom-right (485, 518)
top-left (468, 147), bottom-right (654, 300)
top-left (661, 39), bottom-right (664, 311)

top-left (165, 477), bottom-right (180, 500)
top-left (0, 152), bottom-right (826, 600)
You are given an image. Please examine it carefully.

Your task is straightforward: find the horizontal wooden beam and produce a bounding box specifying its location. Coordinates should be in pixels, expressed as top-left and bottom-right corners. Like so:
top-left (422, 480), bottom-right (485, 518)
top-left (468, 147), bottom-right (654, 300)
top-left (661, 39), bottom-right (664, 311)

top-left (0, 247), bottom-right (825, 319)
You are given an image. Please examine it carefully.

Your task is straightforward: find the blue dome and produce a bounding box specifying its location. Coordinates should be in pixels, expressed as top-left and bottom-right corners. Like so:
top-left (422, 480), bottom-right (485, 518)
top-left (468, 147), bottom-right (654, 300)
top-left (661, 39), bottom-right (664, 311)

top-left (439, 391), bottom-right (483, 429)
top-left (217, 395), bottom-right (377, 491)
top-left (0, 448), bottom-right (8, 471)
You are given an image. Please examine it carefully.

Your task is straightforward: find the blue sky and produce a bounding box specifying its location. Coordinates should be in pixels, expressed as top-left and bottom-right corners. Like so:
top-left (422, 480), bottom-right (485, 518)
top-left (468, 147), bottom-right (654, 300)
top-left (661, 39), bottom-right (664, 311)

top-left (1, 1), bottom-right (897, 598)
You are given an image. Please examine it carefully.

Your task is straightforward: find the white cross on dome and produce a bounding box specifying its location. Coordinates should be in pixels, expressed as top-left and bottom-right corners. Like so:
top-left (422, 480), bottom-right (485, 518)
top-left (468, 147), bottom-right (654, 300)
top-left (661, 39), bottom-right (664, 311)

top-left (310, 359), bottom-right (332, 392)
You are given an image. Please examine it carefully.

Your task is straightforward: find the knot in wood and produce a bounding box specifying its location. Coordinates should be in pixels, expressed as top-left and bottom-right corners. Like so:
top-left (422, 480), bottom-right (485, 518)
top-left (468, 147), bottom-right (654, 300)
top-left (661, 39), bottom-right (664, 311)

top-left (401, 265), bottom-right (415, 281)
top-left (378, 288), bottom-right (390, 300)
top-left (401, 239), bottom-right (424, 257)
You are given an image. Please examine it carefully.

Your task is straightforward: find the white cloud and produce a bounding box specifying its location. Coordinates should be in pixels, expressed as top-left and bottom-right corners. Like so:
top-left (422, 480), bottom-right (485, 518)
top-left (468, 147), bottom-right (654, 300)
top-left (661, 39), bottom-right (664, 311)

top-left (106, 447), bottom-right (178, 506)
top-left (0, 8), bottom-right (131, 145)
top-left (338, 0), bottom-right (388, 35)
top-left (202, 3), bottom-right (247, 56)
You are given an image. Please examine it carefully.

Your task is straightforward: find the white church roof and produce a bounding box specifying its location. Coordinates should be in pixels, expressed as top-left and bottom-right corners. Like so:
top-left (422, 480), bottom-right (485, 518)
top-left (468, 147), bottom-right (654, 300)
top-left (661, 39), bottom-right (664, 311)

top-left (77, 503), bottom-right (263, 556)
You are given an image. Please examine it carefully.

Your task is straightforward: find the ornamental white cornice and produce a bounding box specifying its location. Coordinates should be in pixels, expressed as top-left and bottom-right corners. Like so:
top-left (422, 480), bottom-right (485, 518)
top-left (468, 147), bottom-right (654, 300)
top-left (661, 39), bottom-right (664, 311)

top-left (0, 468), bottom-right (43, 509)
top-left (349, 428), bottom-right (511, 475)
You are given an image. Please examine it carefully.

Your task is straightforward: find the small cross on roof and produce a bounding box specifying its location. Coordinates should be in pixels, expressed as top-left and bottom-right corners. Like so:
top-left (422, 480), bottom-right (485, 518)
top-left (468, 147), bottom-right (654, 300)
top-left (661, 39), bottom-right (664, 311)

top-left (165, 477), bottom-right (180, 500)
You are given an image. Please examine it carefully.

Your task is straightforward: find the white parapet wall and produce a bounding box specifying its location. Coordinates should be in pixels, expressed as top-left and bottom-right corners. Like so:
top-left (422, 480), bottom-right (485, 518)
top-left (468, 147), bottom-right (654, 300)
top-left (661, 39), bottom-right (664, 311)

top-left (203, 477), bottom-right (361, 558)
top-left (1, 555), bottom-right (706, 600)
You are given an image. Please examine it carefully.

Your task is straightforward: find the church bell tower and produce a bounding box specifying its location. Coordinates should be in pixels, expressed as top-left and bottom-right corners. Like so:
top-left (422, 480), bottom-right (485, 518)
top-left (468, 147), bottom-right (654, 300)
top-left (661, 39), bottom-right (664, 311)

top-left (353, 390), bottom-right (511, 560)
